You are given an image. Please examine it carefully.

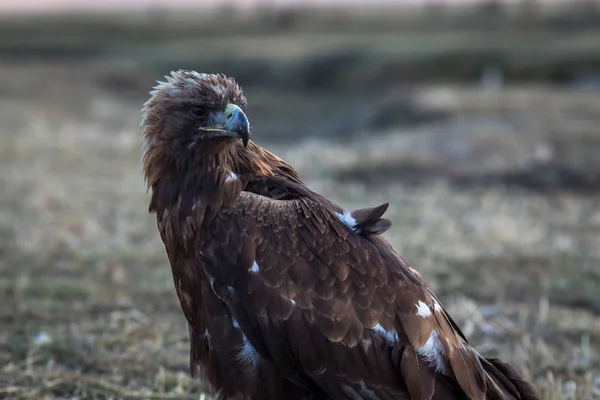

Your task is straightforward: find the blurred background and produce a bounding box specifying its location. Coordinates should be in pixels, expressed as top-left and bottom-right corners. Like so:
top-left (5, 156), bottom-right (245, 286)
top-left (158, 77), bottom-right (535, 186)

top-left (1, 0), bottom-right (599, 398)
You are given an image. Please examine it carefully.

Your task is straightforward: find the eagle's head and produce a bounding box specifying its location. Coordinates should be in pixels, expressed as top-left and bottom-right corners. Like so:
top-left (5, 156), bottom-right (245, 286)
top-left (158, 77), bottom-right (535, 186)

top-left (141, 70), bottom-right (249, 186)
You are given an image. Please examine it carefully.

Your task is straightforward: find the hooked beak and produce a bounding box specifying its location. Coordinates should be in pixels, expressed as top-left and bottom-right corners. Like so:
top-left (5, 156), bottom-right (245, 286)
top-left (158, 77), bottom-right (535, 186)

top-left (199, 103), bottom-right (250, 147)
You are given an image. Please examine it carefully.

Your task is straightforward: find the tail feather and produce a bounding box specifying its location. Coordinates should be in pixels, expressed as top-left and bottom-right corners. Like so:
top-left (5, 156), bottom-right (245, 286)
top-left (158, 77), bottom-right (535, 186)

top-left (481, 356), bottom-right (539, 400)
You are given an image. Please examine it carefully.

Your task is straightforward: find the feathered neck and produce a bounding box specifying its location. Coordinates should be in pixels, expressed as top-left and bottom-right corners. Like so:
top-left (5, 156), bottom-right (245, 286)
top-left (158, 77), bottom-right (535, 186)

top-left (144, 140), bottom-right (287, 214)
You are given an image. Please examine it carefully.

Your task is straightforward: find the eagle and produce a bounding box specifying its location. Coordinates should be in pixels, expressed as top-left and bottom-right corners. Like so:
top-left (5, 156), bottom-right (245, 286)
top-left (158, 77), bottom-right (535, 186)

top-left (140, 70), bottom-right (538, 400)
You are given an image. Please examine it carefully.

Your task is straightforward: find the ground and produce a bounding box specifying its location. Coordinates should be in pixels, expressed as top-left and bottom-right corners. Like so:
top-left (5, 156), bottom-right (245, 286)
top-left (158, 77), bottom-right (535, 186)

top-left (0, 7), bottom-right (599, 400)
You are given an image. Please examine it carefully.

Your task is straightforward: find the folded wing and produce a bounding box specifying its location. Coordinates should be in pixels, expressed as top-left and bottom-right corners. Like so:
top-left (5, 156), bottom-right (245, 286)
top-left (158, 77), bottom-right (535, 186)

top-left (199, 191), bottom-right (531, 400)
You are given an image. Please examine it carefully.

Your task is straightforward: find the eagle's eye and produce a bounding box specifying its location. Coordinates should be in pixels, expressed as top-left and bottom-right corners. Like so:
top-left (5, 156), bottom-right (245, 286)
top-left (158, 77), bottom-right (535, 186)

top-left (189, 105), bottom-right (207, 120)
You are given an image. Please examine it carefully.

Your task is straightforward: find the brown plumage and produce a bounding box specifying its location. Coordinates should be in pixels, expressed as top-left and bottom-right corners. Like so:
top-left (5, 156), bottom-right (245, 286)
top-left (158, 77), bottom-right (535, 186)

top-left (141, 70), bottom-right (539, 400)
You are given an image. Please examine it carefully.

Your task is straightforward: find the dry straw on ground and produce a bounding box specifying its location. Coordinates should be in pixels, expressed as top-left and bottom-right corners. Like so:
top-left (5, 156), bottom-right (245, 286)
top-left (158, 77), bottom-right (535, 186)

top-left (1, 7), bottom-right (600, 398)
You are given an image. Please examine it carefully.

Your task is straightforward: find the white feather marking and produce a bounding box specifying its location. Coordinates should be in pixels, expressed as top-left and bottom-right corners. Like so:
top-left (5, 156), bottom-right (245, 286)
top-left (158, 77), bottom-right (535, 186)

top-left (225, 171), bottom-right (238, 183)
top-left (336, 211), bottom-right (357, 231)
top-left (415, 300), bottom-right (432, 318)
top-left (341, 382), bottom-right (377, 400)
top-left (416, 330), bottom-right (446, 372)
top-left (208, 276), bottom-right (233, 301)
top-left (290, 299), bottom-right (297, 305)
top-left (373, 323), bottom-right (397, 343)
top-left (357, 382), bottom-right (378, 400)
top-left (409, 266), bottom-right (421, 277)
top-left (203, 328), bottom-right (211, 349)
top-left (209, 277), bottom-right (221, 300)
top-left (432, 298), bottom-right (443, 313)
top-left (361, 336), bottom-right (373, 351)
top-left (230, 316), bottom-right (259, 373)
top-left (250, 261), bottom-right (259, 273)
top-left (237, 333), bottom-right (259, 369)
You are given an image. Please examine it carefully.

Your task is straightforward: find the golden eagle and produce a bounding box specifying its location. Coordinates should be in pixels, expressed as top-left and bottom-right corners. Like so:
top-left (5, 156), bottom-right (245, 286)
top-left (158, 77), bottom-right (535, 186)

top-left (141, 70), bottom-right (538, 400)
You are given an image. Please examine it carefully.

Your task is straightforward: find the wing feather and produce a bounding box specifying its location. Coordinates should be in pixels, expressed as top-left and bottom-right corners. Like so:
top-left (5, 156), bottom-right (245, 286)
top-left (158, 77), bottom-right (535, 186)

top-left (201, 191), bottom-right (526, 399)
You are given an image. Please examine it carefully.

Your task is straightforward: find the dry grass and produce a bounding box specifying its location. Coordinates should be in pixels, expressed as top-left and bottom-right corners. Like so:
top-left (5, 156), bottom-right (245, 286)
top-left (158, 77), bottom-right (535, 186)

top-left (0, 11), bottom-right (600, 398)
